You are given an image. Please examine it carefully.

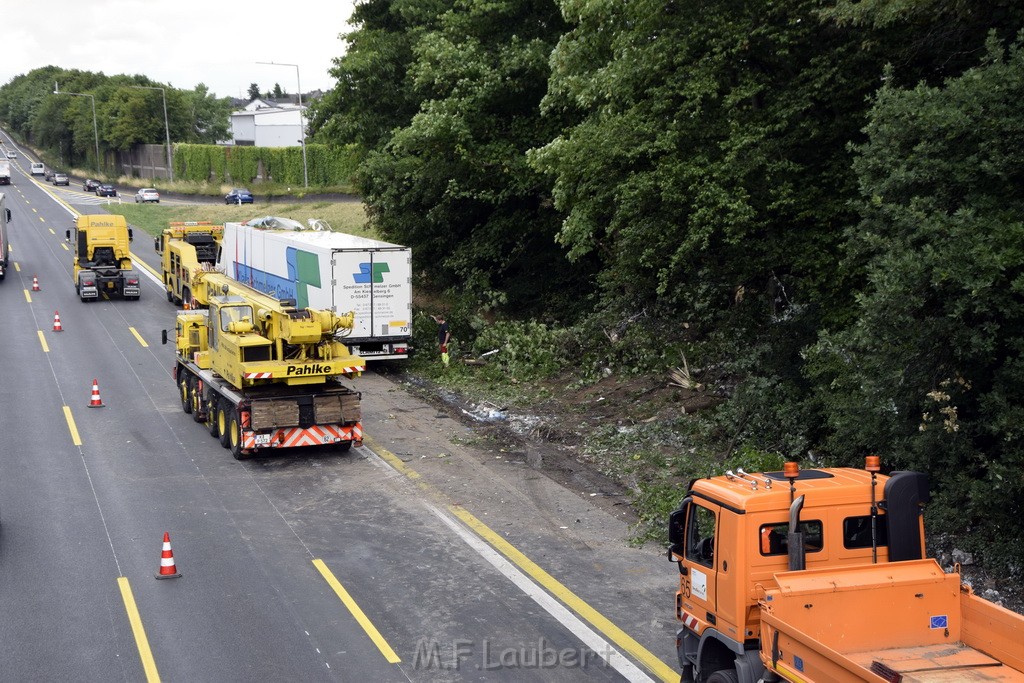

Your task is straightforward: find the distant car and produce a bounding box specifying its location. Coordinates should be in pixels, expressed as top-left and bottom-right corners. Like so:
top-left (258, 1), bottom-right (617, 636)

top-left (83, 179), bottom-right (101, 192)
top-left (44, 169), bottom-right (55, 182)
top-left (30, 162), bottom-right (44, 175)
top-left (52, 173), bottom-right (69, 186)
top-left (95, 184), bottom-right (117, 197)
top-left (5, 151), bottom-right (15, 159)
top-left (225, 188), bottom-right (254, 204)
top-left (134, 188), bottom-right (160, 203)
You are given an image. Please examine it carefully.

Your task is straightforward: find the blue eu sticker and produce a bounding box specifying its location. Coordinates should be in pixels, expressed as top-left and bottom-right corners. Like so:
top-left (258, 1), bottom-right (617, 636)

top-left (794, 655), bottom-right (804, 672)
top-left (930, 615), bottom-right (948, 629)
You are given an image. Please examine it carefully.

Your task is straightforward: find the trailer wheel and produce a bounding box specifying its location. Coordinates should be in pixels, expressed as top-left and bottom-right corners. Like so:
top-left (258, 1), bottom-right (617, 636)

top-left (228, 409), bottom-right (247, 460)
top-left (706, 670), bottom-right (738, 683)
top-left (335, 442), bottom-right (353, 454)
top-left (179, 373), bottom-right (192, 414)
top-left (218, 404), bottom-right (231, 447)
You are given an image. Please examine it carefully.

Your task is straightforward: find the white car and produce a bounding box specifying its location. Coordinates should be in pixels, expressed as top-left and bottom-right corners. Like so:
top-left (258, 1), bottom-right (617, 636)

top-left (4, 151), bottom-right (15, 159)
top-left (134, 188), bottom-right (160, 203)
top-left (30, 162), bottom-right (44, 175)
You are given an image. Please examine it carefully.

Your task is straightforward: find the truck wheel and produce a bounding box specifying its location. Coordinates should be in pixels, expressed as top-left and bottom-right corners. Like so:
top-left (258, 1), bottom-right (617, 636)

top-left (706, 670), bottom-right (738, 683)
top-left (191, 382), bottom-right (204, 423)
top-left (179, 374), bottom-right (193, 414)
top-left (228, 409), bottom-right (247, 460)
top-left (218, 405), bottom-right (231, 447)
top-left (207, 399), bottom-right (220, 437)
top-left (336, 442), bottom-right (353, 454)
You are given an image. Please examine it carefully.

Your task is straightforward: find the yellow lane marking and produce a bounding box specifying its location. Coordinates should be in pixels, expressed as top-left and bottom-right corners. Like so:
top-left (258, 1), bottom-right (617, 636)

top-left (14, 261), bottom-right (20, 271)
top-left (450, 506), bottom-right (678, 682)
top-left (48, 227), bottom-right (55, 235)
top-left (37, 330), bottom-right (49, 353)
top-left (130, 254), bottom-right (161, 280)
top-left (63, 406), bottom-right (82, 446)
top-left (129, 327), bottom-right (149, 347)
top-left (61, 242), bottom-right (69, 251)
top-left (363, 434), bottom-right (676, 682)
top-left (23, 289), bottom-right (31, 303)
top-left (312, 559), bottom-right (401, 664)
top-left (117, 577), bottom-right (161, 683)
top-left (364, 434), bottom-right (420, 480)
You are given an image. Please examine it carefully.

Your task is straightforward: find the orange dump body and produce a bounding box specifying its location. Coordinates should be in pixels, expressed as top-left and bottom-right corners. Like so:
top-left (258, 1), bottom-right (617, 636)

top-left (759, 559), bottom-right (1024, 681)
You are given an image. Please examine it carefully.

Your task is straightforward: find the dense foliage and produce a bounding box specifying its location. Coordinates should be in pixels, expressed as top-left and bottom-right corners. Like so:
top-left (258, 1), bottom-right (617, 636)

top-left (171, 142), bottom-right (361, 186)
top-left (0, 67), bottom-right (231, 172)
top-left (320, 0), bottom-right (1024, 568)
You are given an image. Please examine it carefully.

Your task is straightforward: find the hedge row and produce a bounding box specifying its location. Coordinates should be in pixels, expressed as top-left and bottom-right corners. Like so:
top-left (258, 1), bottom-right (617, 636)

top-left (172, 143), bottom-right (361, 186)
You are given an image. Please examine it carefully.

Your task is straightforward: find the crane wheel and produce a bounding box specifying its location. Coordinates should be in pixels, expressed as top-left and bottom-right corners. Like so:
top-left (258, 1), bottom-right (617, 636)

top-left (218, 406), bottom-right (231, 447)
top-left (191, 383), bottom-right (204, 423)
top-left (207, 399), bottom-right (220, 437)
top-left (228, 409), bottom-right (247, 460)
top-left (179, 374), bottom-right (192, 414)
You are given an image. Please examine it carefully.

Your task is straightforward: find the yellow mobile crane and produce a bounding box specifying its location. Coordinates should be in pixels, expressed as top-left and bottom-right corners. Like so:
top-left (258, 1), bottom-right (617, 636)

top-left (154, 221), bottom-right (223, 305)
top-left (165, 267), bottom-right (365, 459)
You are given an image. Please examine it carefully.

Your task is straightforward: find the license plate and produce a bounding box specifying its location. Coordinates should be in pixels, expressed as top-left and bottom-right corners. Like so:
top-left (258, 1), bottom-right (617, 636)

top-left (254, 433), bottom-right (271, 445)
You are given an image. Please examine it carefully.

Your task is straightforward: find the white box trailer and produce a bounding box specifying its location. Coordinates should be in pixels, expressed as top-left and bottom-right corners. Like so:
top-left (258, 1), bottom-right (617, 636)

top-left (219, 220), bottom-right (412, 360)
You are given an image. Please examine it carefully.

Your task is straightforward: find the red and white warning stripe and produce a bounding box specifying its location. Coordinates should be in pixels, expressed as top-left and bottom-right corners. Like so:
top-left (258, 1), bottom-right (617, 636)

top-left (244, 372), bottom-right (273, 379)
top-left (681, 610), bottom-right (699, 631)
top-left (242, 424), bottom-right (360, 449)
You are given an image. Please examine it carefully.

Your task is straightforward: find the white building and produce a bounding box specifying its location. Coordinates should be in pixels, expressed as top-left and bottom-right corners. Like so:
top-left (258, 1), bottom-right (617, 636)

top-left (228, 98), bottom-right (307, 147)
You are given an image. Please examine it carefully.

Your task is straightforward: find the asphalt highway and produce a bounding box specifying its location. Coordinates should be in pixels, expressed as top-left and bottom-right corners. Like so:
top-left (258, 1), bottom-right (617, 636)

top-left (0, 156), bottom-right (678, 682)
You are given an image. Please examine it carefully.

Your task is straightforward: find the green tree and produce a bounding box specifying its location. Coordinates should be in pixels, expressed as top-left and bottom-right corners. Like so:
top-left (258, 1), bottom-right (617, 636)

top-left (247, 83), bottom-right (261, 100)
top-left (180, 84), bottom-right (231, 143)
top-left (358, 0), bottom-right (593, 315)
top-left (309, 0), bottom-right (434, 150)
top-left (272, 82), bottom-right (284, 99)
top-left (807, 37), bottom-right (1024, 566)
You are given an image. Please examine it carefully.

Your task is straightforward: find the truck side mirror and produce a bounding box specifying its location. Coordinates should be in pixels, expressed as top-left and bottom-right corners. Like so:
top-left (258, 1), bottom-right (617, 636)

top-left (4, 208), bottom-right (10, 222)
top-left (154, 237), bottom-right (160, 252)
top-left (65, 229), bottom-right (71, 241)
top-left (667, 498), bottom-right (691, 562)
top-left (128, 228), bottom-right (134, 241)
top-left (161, 330), bottom-right (168, 345)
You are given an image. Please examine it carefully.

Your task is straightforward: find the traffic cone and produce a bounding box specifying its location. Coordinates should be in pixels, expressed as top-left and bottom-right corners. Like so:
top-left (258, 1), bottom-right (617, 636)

top-left (87, 378), bottom-right (105, 408)
top-left (53, 310), bottom-right (63, 332)
top-left (155, 532), bottom-right (182, 579)
top-left (32, 275), bottom-right (40, 291)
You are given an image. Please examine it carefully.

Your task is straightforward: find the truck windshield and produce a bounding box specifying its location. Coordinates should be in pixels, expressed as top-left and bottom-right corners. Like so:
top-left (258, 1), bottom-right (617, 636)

top-left (220, 305), bottom-right (254, 332)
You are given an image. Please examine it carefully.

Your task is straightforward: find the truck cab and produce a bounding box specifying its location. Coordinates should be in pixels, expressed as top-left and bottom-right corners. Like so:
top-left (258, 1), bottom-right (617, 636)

top-left (665, 461), bottom-right (1013, 683)
top-left (66, 215), bottom-right (140, 301)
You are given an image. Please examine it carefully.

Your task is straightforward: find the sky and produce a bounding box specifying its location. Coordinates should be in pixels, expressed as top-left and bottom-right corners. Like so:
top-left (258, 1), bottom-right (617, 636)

top-left (1, 1), bottom-right (358, 99)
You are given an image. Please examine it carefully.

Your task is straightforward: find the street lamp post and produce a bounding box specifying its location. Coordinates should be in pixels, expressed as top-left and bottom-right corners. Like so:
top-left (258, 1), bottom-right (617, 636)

top-left (129, 85), bottom-right (173, 181)
top-left (54, 82), bottom-right (100, 172)
top-left (257, 61), bottom-right (308, 188)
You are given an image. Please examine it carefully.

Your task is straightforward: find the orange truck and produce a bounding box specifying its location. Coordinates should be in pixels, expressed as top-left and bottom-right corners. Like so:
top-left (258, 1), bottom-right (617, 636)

top-left (668, 459), bottom-right (1024, 682)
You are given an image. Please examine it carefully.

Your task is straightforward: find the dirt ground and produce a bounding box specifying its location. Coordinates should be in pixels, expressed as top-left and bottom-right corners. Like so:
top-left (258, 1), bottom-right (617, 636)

top-left (377, 363), bottom-right (1024, 618)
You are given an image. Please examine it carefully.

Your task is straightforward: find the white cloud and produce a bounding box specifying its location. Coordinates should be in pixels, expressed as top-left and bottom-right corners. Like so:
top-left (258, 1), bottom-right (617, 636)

top-left (1, 0), bottom-right (356, 98)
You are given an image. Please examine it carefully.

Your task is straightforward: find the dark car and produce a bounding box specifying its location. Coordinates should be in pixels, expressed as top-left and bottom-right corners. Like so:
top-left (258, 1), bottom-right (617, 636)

top-left (95, 184), bottom-right (117, 197)
top-left (225, 188), bottom-right (254, 204)
top-left (83, 179), bottom-right (101, 192)
top-left (52, 173), bottom-right (69, 186)
top-left (44, 169), bottom-right (55, 182)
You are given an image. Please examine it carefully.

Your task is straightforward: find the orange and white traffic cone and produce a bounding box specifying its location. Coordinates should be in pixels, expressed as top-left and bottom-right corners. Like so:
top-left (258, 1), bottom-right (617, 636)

top-left (87, 378), bottom-right (105, 408)
top-left (32, 275), bottom-right (40, 291)
top-left (53, 311), bottom-right (63, 332)
top-left (155, 532), bottom-right (182, 579)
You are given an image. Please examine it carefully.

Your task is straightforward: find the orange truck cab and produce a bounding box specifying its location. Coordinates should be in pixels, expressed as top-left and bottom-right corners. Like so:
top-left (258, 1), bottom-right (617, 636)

top-left (667, 460), bottom-right (1024, 683)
